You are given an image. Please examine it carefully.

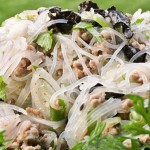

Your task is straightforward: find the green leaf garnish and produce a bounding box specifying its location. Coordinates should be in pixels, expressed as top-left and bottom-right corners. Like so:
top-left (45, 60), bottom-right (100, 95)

top-left (74, 22), bottom-right (102, 42)
top-left (0, 130), bottom-right (10, 150)
top-left (122, 74), bottom-right (126, 80)
top-left (145, 32), bottom-right (150, 39)
top-left (127, 94), bottom-right (150, 126)
top-left (133, 18), bottom-right (144, 25)
top-left (73, 22), bottom-right (93, 29)
top-left (50, 99), bottom-right (66, 121)
top-left (26, 14), bottom-right (35, 20)
top-left (71, 122), bottom-right (105, 150)
top-left (92, 14), bottom-right (109, 27)
top-left (123, 94), bottom-right (150, 135)
top-left (130, 109), bottom-right (146, 126)
top-left (71, 121), bottom-right (139, 150)
top-left (15, 14), bottom-right (21, 19)
top-left (32, 65), bottom-right (39, 71)
top-left (36, 30), bottom-right (53, 53)
top-left (123, 122), bottom-right (150, 135)
top-left (0, 76), bottom-right (7, 101)
top-left (87, 27), bottom-right (102, 42)
top-left (89, 121), bottom-right (106, 141)
top-left (88, 134), bottom-right (129, 150)
top-left (72, 116), bottom-right (150, 150)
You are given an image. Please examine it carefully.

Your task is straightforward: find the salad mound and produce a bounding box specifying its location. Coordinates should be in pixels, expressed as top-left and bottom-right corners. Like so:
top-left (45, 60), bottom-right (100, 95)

top-left (0, 1), bottom-right (150, 149)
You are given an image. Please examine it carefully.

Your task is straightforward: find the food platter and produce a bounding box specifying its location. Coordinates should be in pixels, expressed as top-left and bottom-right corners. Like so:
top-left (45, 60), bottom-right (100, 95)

top-left (0, 1), bottom-right (150, 149)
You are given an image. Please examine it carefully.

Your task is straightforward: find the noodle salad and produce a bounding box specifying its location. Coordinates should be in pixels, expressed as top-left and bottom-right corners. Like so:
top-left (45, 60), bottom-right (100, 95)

top-left (0, 1), bottom-right (150, 149)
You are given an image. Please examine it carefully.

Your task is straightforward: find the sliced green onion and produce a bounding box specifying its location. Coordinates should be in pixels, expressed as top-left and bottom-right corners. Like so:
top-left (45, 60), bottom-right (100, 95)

top-left (50, 99), bottom-right (66, 121)
top-left (133, 18), bottom-right (144, 25)
top-left (87, 27), bottom-right (102, 42)
top-left (130, 109), bottom-right (146, 126)
top-left (74, 22), bottom-right (93, 29)
top-left (93, 14), bottom-right (109, 27)
top-left (0, 76), bottom-right (7, 101)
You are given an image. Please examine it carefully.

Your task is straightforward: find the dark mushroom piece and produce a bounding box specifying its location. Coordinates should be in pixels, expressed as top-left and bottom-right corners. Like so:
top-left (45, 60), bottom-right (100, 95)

top-left (78, 1), bottom-right (99, 13)
top-left (48, 10), bottom-right (81, 33)
top-left (107, 6), bottom-right (133, 39)
top-left (89, 84), bottom-right (124, 99)
top-left (78, 1), bottom-right (105, 17)
top-left (49, 6), bottom-right (61, 13)
top-left (81, 19), bottom-right (100, 27)
top-left (89, 83), bottom-right (103, 93)
top-left (80, 103), bottom-right (84, 111)
top-left (56, 11), bottom-right (81, 32)
top-left (122, 45), bottom-right (146, 63)
top-left (105, 92), bottom-right (124, 100)
top-left (94, 9), bottom-right (106, 18)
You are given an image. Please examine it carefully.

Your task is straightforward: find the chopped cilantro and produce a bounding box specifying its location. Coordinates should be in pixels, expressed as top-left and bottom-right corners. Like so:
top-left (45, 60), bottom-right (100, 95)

top-left (0, 76), bottom-right (7, 101)
top-left (133, 18), bottom-right (144, 25)
top-left (36, 30), bottom-right (53, 53)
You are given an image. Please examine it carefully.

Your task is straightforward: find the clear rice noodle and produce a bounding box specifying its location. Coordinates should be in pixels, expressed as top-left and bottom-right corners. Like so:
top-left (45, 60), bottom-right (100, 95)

top-left (0, 2), bottom-right (150, 149)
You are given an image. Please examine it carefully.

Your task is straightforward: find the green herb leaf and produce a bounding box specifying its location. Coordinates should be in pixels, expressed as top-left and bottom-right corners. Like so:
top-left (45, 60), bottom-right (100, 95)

top-left (0, 130), bottom-right (8, 150)
top-left (74, 22), bottom-right (102, 42)
top-left (0, 76), bottom-right (7, 101)
top-left (0, 131), bottom-right (5, 145)
top-left (123, 122), bottom-right (150, 135)
top-left (26, 14), bottom-right (35, 20)
top-left (148, 91), bottom-right (150, 116)
top-left (36, 30), bottom-right (53, 52)
top-left (15, 14), bottom-right (21, 19)
top-left (92, 14), bottom-right (109, 27)
top-left (127, 94), bottom-right (150, 126)
top-left (87, 121), bottom-right (96, 135)
top-left (133, 18), bottom-right (144, 25)
top-left (130, 109), bottom-right (146, 126)
top-left (86, 122), bottom-right (128, 150)
top-left (72, 133), bottom-right (150, 150)
top-left (32, 65), bottom-right (39, 71)
top-left (71, 142), bottom-right (84, 150)
top-left (50, 99), bottom-right (66, 121)
top-left (89, 121), bottom-right (105, 140)
top-left (15, 13), bottom-right (35, 20)
top-left (122, 74), bottom-right (126, 80)
top-left (87, 27), bottom-right (102, 42)
top-left (71, 133), bottom-right (128, 150)
top-left (146, 34), bottom-right (150, 39)
top-left (89, 134), bottom-right (128, 150)
top-left (123, 94), bottom-right (150, 136)
top-left (74, 22), bottom-right (93, 29)
top-left (71, 119), bottom-right (150, 150)
top-left (124, 137), bottom-right (150, 150)
top-left (71, 122), bottom-right (105, 150)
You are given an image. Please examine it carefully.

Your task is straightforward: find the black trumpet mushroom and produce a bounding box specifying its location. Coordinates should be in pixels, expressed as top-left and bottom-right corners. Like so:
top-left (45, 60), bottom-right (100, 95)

top-left (122, 45), bottom-right (146, 63)
top-left (78, 1), bottom-right (105, 17)
top-left (89, 83), bottom-right (103, 93)
top-left (78, 1), bottom-right (99, 13)
top-left (49, 6), bottom-right (61, 13)
top-left (89, 84), bottom-right (124, 100)
top-left (105, 92), bottom-right (124, 100)
top-left (55, 11), bottom-right (81, 33)
top-left (107, 6), bottom-right (133, 39)
top-left (48, 10), bottom-right (81, 33)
